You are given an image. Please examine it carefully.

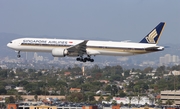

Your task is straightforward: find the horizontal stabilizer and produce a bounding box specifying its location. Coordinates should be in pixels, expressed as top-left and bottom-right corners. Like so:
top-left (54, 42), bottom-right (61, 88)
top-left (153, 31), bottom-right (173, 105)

top-left (145, 46), bottom-right (164, 51)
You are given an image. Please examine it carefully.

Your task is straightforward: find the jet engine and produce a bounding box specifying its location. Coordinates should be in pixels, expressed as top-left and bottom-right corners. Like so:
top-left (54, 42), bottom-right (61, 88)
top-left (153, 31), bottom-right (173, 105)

top-left (52, 48), bottom-right (68, 57)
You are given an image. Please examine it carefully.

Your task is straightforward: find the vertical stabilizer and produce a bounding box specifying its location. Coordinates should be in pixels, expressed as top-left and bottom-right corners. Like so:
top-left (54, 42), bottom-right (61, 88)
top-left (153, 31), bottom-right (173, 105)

top-left (139, 22), bottom-right (165, 44)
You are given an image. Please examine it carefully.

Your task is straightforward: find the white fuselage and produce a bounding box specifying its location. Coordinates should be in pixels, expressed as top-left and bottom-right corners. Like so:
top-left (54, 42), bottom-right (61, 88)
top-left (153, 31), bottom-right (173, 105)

top-left (7, 38), bottom-right (163, 57)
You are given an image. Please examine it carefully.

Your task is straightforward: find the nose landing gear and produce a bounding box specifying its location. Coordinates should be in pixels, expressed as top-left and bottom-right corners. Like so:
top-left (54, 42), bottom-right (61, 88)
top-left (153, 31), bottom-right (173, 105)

top-left (17, 51), bottom-right (21, 58)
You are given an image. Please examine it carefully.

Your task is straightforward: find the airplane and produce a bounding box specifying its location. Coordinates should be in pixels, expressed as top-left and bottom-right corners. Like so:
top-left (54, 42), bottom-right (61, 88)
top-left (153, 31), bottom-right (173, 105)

top-left (7, 22), bottom-right (165, 62)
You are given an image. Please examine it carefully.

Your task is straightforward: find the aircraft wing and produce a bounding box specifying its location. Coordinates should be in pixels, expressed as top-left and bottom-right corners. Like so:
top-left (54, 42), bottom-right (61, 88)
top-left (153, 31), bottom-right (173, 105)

top-left (67, 40), bottom-right (88, 56)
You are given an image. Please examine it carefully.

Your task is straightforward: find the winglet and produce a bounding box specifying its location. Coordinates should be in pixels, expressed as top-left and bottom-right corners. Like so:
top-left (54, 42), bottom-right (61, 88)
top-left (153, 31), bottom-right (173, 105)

top-left (139, 22), bottom-right (165, 44)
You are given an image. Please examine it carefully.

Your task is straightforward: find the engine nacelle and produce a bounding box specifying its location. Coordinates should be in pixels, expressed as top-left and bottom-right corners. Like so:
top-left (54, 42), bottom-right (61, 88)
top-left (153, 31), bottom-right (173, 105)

top-left (52, 48), bottom-right (68, 57)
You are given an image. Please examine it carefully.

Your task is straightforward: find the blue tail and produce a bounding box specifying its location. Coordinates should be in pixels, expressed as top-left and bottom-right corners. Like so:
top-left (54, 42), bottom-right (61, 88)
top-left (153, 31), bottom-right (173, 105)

top-left (139, 22), bottom-right (165, 44)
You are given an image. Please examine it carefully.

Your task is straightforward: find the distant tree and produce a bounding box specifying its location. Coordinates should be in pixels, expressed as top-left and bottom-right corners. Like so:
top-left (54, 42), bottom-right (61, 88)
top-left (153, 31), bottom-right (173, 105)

top-left (91, 64), bottom-right (102, 73)
top-left (110, 75), bottom-right (122, 81)
top-left (67, 92), bottom-right (84, 102)
top-left (0, 69), bottom-right (8, 78)
top-left (165, 99), bottom-right (174, 105)
top-left (148, 96), bottom-right (155, 105)
top-left (71, 64), bottom-right (82, 73)
top-left (86, 92), bottom-right (95, 102)
top-left (128, 96), bottom-right (132, 107)
top-left (95, 73), bottom-right (102, 80)
top-left (171, 65), bottom-right (180, 71)
top-left (156, 99), bottom-right (162, 106)
top-left (98, 94), bottom-right (104, 103)
top-left (143, 67), bottom-right (153, 73)
top-left (19, 80), bottom-right (29, 86)
top-left (156, 66), bottom-right (166, 74)
top-left (0, 86), bottom-right (7, 94)
top-left (120, 102), bottom-right (124, 106)
top-left (6, 89), bottom-right (17, 95)
top-left (137, 95), bottom-right (142, 105)
top-left (25, 83), bottom-right (39, 93)
top-left (15, 93), bottom-right (23, 102)
top-left (8, 71), bottom-right (15, 78)
top-left (105, 95), bottom-right (112, 102)
top-left (127, 82), bottom-right (135, 91)
top-left (105, 85), bottom-right (111, 91)
top-left (80, 83), bottom-right (93, 91)
top-left (123, 69), bottom-right (130, 78)
top-left (37, 88), bottom-right (48, 95)
top-left (133, 85), bottom-right (140, 92)
top-left (74, 96), bottom-right (79, 102)
top-left (34, 94), bottom-right (38, 101)
top-left (142, 83), bottom-right (149, 91)
top-left (28, 68), bottom-right (35, 73)
top-left (37, 72), bottom-right (42, 76)
top-left (111, 85), bottom-right (118, 96)
top-left (113, 65), bottom-right (123, 73)
top-left (60, 87), bottom-right (66, 95)
top-left (69, 78), bottom-right (84, 89)
top-left (5, 96), bottom-right (15, 104)
top-left (119, 91), bottom-right (126, 97)
top-left (112, 100), bottom-right (117, 105)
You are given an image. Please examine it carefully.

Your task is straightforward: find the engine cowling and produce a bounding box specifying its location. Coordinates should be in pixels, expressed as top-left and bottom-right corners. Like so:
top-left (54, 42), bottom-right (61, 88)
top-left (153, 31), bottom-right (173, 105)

top-left (52, 48), bottom-right (68, 57)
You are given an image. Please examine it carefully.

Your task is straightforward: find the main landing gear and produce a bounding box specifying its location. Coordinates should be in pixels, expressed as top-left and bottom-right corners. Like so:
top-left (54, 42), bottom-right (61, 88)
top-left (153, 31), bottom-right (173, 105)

top-left (76, 56), bottom-right (94, 62)
top-left (17, 51), bottom-right (21, 58)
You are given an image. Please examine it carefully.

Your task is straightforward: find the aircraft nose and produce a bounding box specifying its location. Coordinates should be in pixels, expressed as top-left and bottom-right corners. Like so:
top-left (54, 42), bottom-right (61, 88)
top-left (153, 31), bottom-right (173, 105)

top-left (7, 43), bottom-right (10, 47)
top-left (7, 42), bottom-right (12, 48)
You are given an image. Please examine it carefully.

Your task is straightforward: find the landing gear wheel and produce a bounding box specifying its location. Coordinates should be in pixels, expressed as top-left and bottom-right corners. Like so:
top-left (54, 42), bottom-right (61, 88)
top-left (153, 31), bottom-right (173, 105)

top-left (83, 59), bottom-right (86, 62)
top-left (90, 59), bottom-right (94, 62)
top-left (17, 54), bottom-right (21, 58)
top-left (76, 58), bottom-right (80, 61)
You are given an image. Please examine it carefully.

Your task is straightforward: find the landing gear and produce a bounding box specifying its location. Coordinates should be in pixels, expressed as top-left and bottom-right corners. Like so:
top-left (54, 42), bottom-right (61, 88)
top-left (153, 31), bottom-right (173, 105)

top-left (17, 51), bottom-right (21, 58)
top-left (84, 57), bottom-right (94, 62)
top-left (76, 56), bottom-right (94, 62)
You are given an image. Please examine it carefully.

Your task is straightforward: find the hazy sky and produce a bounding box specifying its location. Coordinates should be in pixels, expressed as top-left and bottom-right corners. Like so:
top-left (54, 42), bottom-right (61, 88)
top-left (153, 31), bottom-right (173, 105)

top-left (0, 0), bottom-right (180, 44)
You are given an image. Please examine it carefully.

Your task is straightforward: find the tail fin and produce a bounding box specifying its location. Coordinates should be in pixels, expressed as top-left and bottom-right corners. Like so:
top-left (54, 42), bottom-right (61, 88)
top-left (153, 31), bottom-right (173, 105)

top-left (139, 22), bottom-right (165, 44)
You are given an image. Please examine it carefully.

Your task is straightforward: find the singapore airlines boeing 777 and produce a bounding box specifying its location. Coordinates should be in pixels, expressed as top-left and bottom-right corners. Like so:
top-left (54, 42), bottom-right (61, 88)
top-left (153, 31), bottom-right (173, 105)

top-left (7, 22), bottom-right (165, 62)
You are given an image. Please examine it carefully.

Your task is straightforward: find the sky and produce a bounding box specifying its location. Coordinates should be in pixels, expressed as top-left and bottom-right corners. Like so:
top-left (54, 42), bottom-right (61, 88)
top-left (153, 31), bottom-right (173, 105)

top-left (0, 0), bottom-right (180, 44)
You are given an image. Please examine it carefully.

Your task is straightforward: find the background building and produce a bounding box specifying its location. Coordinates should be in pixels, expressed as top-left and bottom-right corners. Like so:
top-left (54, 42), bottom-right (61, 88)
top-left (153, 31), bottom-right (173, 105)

top-left (159, 54), bottom-right (179, 66)
top-left (161, 90), bottom-right (180, 105)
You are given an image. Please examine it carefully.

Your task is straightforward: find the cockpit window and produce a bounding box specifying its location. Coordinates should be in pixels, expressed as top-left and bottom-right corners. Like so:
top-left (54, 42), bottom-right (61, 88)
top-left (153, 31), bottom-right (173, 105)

top-left (10, 41), bottom-right (12, 43)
